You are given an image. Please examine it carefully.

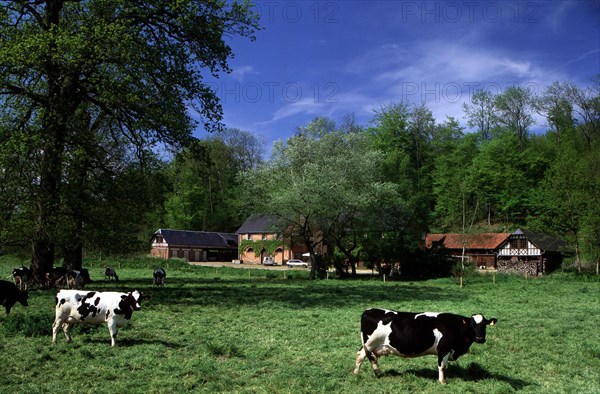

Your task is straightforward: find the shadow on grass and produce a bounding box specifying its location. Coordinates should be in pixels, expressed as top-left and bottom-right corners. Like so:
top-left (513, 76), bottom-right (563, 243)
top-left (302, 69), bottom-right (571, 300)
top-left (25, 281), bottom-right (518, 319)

top-left (131, 276), bottom-right (465, 310)
top-left (29, 270), bottom-right (468, 312)
top-left (380, 363), bottom-right (532, 390)
top-left (83, 337), bottom-right (185, 349)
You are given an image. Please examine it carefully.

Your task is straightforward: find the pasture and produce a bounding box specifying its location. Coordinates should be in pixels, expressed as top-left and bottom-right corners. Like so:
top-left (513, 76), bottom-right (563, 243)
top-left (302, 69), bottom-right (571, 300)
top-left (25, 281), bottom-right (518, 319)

top-left (1, 257), bottom-right (599, 393)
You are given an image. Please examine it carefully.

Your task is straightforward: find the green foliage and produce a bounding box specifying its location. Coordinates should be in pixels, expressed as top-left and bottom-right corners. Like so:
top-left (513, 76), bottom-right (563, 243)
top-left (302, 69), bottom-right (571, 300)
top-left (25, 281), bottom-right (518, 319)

top-left (239, 239), bottom-right (281, 256)
top-left (0, 0), bottom-right (260, 269)
top-left (161, 131), bottom-right (263, 233)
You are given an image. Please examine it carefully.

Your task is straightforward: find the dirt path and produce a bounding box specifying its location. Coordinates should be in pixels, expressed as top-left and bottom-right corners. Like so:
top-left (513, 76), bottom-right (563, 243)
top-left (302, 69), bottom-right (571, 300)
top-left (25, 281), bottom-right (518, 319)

top-left (188, 261), bottom-right (373, 274)
top-left (188, 261), bottom-right (301, 270)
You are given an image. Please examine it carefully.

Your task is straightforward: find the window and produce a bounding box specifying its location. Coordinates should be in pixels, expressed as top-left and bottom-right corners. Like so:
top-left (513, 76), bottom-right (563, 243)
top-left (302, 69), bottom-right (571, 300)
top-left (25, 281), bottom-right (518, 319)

top-left (510, 237), bottom-right (528, 249)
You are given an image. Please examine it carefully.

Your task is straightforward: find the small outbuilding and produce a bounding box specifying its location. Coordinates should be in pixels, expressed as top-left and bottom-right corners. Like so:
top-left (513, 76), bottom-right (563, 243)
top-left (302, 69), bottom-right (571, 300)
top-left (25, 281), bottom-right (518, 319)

top-left (425, 232), bottom-right (510, 269)
top-left (497, 228), bottom-right (566, 276)
top-left (150, 229), bottom-right (238, 262)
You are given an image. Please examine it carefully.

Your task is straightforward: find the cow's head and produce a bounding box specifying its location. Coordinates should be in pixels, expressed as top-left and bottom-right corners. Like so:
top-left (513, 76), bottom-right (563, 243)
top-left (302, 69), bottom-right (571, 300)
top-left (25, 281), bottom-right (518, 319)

top-left (470, 314), bottom-right (497, 343)
top-left (127, 290), bottom-right (151, 311)
top-left (18, 290), bottom-right (29, 307)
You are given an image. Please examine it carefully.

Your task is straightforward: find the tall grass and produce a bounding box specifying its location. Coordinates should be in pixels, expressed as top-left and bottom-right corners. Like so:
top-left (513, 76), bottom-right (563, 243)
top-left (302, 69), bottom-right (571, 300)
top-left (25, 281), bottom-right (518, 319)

top-left (0, 257), bottom-right (598, 393)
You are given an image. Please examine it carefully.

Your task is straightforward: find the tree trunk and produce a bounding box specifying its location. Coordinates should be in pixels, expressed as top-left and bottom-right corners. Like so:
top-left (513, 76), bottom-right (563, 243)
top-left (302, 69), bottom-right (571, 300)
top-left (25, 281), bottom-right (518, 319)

top-left (31, 239), bottom-right (54, 287)
top-left (62, 232), bottom-right (83, 271)
top-left (30, 0), bottom-right (69, 285)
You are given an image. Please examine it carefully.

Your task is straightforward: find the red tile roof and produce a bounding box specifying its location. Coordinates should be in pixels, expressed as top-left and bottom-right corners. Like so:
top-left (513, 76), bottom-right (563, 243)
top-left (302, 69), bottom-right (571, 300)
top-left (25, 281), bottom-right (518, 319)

top-left (426, 233), bottom-right (510, 250)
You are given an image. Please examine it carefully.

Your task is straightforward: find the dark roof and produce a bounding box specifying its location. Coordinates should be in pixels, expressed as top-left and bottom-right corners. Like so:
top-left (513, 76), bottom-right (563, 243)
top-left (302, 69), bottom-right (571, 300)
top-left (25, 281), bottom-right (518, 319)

top-left (153, 229), bottom-right (238, 249)
top-left (236, 214), bottom-right (285, 234)
top-left (513, 228), bottom-right (567, 253)
top-left (426, 233), bottom-right (510, 250)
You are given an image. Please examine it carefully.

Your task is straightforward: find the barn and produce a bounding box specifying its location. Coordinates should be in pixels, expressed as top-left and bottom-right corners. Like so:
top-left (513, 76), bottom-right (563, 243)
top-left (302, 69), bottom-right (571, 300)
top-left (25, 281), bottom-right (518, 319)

top-left (497, 228), bottom-right (566, 276)
top-left (425, 232), bottom-right (510, 269)
top-left (150, 229), bottom-right (238, 262)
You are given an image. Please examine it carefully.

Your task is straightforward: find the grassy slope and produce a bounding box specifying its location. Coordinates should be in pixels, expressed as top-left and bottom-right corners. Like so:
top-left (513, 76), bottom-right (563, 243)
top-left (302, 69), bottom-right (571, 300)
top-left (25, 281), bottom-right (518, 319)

top-left (0, 257), bottom-right (599, 393)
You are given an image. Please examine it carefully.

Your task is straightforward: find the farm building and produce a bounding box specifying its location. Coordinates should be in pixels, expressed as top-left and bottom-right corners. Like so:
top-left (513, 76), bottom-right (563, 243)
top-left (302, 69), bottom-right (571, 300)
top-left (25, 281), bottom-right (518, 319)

top-left (497, 229), bottom-right (567, 276)
top-left (150, 229), bottom-right (238, 262)
top-left (425, 229), bottom-right (567, 275)
top-left (236, 214), bottom-right (310, 264)
top-left (425, 232), bottom-right (510, 269)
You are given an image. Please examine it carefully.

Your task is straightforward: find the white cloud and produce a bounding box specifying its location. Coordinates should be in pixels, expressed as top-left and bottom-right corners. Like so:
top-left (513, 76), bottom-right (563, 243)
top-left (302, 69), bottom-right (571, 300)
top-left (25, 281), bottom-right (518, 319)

top-left (230, 65), bottom-right (258, 81)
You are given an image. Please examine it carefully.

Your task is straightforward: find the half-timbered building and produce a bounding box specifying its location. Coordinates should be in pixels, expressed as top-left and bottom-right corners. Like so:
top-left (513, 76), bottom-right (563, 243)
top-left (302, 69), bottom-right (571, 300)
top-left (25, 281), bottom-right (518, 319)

top-left (497, 228), bottom-right (566, 276)
top-left (425, 229), bottom-right (566, 275)
top-left (150, 229), bottom-right (238, 262)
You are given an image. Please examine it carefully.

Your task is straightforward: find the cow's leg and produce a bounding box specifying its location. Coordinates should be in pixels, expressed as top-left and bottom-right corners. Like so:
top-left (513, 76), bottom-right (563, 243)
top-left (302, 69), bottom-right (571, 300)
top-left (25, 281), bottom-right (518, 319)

top-left (62, 322), bottom-right (73, 342)
top-left (365, 349), bottom-right (381, 377)
top-left (354, 347), bottom-right (367, 375)
top-left (52, 318), bottom-right (68, 344)
top-left (107, 321), bottom-right (118, 347)
top-left (437, 352), bottom-right (451, 384)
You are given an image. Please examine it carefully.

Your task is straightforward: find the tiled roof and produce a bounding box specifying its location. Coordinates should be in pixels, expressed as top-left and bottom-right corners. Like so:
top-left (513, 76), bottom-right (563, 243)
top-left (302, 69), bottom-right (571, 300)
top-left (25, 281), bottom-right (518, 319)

top-left (236, 214), bottom-right (285, 234)
top-left (153, 229), bottom-right (238, 248)
top-left (426, 233), bottom-right (510, 250)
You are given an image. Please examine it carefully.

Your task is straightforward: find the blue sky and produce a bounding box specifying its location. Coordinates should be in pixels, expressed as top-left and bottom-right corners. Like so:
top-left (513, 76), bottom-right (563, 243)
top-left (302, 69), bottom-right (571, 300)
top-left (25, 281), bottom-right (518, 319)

top-left (196, 0), bottom-right (599, 152)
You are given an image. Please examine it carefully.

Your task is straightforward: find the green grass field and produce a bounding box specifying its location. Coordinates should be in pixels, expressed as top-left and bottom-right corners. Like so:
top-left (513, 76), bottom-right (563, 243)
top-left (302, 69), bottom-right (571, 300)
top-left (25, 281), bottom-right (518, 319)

top-left (1, 256), bottom-right (599, 393)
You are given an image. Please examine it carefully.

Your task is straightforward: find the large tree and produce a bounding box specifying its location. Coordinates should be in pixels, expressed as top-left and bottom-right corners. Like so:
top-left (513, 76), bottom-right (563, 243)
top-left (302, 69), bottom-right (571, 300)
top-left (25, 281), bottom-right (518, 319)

top-left (0, 1), bottom-right (258, 283)
top-left (463, 89), bottom-right (496, 141)
top-left (242, 118), bottom-right (403, 279)
top-left (493, 86), bottom-right (535, 151)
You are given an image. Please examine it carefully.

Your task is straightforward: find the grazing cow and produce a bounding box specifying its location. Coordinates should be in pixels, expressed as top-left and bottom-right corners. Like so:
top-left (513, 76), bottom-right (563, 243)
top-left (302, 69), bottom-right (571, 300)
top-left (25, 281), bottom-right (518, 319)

top-left (66, 270), bottom-right (87, 289)
top-left (52, 289), bottom-right (149, 347)
top-left (12, 266), bottom-right (32, 290)
top-left (46, 266), bottom-right (69, 288)
top-left (104, 267), bottom-right (119, 282)
top-left (153, 267), bottom-right (166, 286)
top-left (354, 309), bottom-right (497, 384)
top-left (0, 280), bottom-right (29, 316)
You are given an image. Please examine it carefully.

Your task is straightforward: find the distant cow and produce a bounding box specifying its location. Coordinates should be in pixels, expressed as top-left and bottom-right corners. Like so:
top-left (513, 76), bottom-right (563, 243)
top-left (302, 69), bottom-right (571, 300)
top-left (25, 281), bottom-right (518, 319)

top-left (354, 309), bottom-right (497, 384)
top-left (153, 267), bottom-right (166, 286)
top-left (52, 289), bottom-right (149, 347)
top-left (66, 270), bottom-right (88, 289)
top-left (104, 267), bottom-right (119, 282)
top-left (0, 280), bottom-right (29, 316)
top-left (46, 266), bottom-right (69, 288)
top-left (12, 267), bottom-right (31, 290)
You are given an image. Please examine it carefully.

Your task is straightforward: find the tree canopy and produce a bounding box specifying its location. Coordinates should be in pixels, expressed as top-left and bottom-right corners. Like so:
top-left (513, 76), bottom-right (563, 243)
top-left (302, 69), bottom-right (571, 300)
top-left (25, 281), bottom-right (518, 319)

top-left (0, 0), bottom-right (259, 283)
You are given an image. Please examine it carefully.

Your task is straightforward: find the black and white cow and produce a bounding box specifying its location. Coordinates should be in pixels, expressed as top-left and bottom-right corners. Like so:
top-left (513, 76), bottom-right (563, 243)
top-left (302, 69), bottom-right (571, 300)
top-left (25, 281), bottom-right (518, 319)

top-left (0, 280), bottom-right (29, 316)
top-left (153, 267), bottom-right (166, 286)
top-left (354, 308), bottom-right (497, 384)
top-left (12, 266), bottom-right (31, 290)
top-left (104, 267), bottom-right (119, 282)
top-left (52, 289), bottom-right (149, 347)
top-left (46, 266), bottom-right (68, 288)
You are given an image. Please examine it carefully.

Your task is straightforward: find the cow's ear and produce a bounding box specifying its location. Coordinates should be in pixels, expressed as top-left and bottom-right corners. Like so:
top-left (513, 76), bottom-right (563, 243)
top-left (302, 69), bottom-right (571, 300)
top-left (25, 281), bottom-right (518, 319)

top-left (141, 294), bottom-right (151, 300)
top-left (488, 318), bottom-right (498, 326)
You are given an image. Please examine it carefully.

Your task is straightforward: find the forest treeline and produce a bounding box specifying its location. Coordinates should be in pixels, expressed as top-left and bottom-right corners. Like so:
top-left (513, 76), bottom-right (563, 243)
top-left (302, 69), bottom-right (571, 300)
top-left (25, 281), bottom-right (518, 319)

top-left (2, 78), bottom-right (599, 273)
